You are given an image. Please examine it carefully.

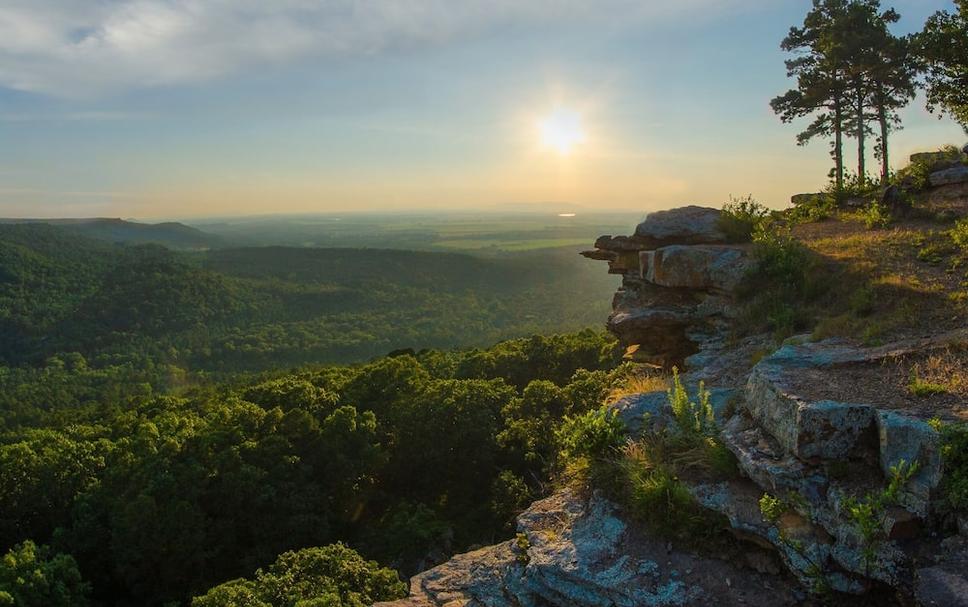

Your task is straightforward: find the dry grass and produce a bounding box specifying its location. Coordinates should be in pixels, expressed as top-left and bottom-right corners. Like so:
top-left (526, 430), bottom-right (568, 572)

top-left (790, 216), bottom-right (968, 343)
top-left (910, 348), bottom-right (968, 396)
top-left (606, 372), bottom-right (669, 404)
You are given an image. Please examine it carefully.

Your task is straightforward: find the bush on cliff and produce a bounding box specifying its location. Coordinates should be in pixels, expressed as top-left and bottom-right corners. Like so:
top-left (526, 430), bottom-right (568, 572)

top-left (718, 195), bottom-right (770, 243)
top-left (735, 221), bottom-right (827, 340)
top-left (588, 372), bottom-right (733, 541)
top-left (556, 406), bottom-right (626, 465)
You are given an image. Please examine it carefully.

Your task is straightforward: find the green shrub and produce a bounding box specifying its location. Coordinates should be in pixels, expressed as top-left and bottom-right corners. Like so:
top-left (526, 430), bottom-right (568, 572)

top-left (951, 219), bottom-right (968, 252)
top-left (863, 202), bottom-right (892, 230)
top-left (606, 438), bottom-right (723, 539)
top-left (789, 193), bottom-right (836, 224)
top-left (555, 406), bottom-right (626, 465)
top-left (751, 222), bottom-right (812, 289)
top-left (0, 541), bottom-right (90, 607)
top-left (826, 172), bottom-right (879, 205)
top-left (192, 544), bottom-right (406, 607)
top-left (842, 460), bottom-right (919, 575)
top-left (667, 367), bottom-right (715, 439)
top-left (908, 375), bottom-right (948, 397)
top-left (719, 195), bottom-right (770, 243)
top-left (932, 421), bottom-right (968, 511)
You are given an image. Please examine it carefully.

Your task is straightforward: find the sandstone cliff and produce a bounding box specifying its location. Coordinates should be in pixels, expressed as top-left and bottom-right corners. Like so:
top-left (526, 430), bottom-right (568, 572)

top-left (378, 200), bottom-right (968, 607)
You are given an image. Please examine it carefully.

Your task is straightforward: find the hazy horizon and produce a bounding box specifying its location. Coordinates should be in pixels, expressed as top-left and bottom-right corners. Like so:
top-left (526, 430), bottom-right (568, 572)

top-left (2, 0), bottom-right (965, 219)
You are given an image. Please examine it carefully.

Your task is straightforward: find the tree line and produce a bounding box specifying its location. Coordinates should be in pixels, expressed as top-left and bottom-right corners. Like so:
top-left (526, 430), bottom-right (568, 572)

top-left (772, 0), bottom-right (967, 191)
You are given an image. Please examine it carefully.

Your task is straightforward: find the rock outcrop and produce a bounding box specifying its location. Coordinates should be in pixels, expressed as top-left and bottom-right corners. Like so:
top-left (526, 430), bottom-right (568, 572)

top-left (381, 208), bottom-right (968, 607)
top-left (378, 488), bottom-right (801, 607)
top-left (580, 206), bottom-right (750, 368)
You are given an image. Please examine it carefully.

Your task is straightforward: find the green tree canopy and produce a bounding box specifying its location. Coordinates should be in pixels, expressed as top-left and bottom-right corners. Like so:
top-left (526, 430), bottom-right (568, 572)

top-left (191, 544), bottom-right (406, 607)
top-left (918, 0), bottom-right (968, 132)
top-left (0, 541), bottom-right (90, 607)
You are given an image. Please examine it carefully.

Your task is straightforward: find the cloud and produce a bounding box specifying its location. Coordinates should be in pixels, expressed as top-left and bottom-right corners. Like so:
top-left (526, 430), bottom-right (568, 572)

top-left (0, 0), bottom-right (752, 98)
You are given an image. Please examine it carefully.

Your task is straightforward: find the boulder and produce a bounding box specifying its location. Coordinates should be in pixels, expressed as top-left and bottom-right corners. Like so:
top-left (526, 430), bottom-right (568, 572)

top-left (744, 356), bottom-right (878, 461)
top-left (634, 206), bottom-right (726, 247)
top-left (373, 541), bottom-right (530, 607)
top-left (876, 411), bottom-right (942, 516)
top-left (929, 165), bottom-right (968, 187)
top-left (917, 562), bottom-right (968, 607)
top-left (641, 245), bottom-right (752, 292)
top-left (911, 151), bottom-right (964, 171)
top-left (881, 185), bottom-right (910, 217)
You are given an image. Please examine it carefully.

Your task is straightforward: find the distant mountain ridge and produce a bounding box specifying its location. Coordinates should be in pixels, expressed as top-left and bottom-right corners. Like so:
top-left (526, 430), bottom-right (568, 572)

top-left (0, 217), bottom-right (223, 249)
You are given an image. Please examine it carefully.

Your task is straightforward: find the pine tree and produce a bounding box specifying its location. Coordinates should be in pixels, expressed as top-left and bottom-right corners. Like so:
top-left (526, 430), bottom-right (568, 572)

top-left (774, 0), bottom-right (917, 190)
top-left (772, 0), bottom-right (852, 193)
top-left (839, 1), bottom-right (915, 184)
top-left (870, 33), bottom-right (917, 184)
top-left (918, 0), bottom-right (968, 133)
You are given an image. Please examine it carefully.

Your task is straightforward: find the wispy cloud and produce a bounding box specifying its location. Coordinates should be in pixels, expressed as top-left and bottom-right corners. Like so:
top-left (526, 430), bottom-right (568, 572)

top-left (0, 0), bottom-right (754, 98)
top-left (0, 110), bottom-right (152, 122)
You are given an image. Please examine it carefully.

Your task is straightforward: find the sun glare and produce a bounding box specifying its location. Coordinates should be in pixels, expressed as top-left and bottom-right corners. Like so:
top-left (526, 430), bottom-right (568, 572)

top-left (538, 107), bottom-right (586, 155)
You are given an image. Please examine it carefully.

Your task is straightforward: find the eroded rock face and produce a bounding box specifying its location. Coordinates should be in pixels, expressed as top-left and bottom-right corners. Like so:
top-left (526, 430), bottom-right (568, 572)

top-left (928, 165), bottom-right (968, 187)
top-left (641, 245), bottom-right (753, 292)
top-left (380, 488), bottom-right (802, 607)
top-left (633, 206), bottom-right (727, 247)
top-left (582, 206), bottom-right (750, 367)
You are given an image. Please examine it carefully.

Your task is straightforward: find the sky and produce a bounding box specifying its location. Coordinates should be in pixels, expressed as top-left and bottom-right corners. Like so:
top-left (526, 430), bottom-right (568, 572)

top-left (0, 0), bottom-right (964, 219)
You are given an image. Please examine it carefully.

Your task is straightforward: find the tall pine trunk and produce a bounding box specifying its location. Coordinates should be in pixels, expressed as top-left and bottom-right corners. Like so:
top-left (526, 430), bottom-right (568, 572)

top-left (856, 81), bottom-right (866, 183)
top-left (878, 99), bottom-right (889, 186)
top-left (834, 94), bottom-right (845, 192)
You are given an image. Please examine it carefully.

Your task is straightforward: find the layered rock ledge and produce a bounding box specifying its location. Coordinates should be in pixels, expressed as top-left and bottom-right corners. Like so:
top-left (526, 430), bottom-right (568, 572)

top-left (580, 206), bottom-right (751, 368)
top-left (380, 207), bottom-right (968, 607)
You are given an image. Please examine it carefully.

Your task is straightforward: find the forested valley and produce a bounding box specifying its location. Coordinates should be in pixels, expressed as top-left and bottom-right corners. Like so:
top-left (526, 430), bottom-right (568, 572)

top-left (0, 223), bottom-right (625, 606)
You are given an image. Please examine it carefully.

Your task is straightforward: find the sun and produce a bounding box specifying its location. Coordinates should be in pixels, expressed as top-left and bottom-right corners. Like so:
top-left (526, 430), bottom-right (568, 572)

top-left (538, 107), bottom-right (586, 155)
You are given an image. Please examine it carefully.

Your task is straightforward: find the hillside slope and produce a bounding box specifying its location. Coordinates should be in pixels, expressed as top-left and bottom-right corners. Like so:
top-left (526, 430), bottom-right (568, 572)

top-left (0, 225), bottom-right (617, 370)
top-left (0, 217), bottom-right (224, 249)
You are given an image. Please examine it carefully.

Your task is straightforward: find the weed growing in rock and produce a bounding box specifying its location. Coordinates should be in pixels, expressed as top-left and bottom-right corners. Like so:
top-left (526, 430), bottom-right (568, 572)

top-left (842, 459), bottom-right (919, 577)
top-left (719, 195), bottom-right (770, 243)
top-left (667, 368), bottom-right (715, 439)
top-left (758, 493), bottom-right (831, 595)
top-left (665, 368), bottom-right (736, 478)
top-left (513, 533), bottom-right (531, 564)
top-left (590, 372), bottom-right (735, 543)
top-left (607, 437), bottom-right (725, 540)
top-left (758, 493), bottom-right (786, 522)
